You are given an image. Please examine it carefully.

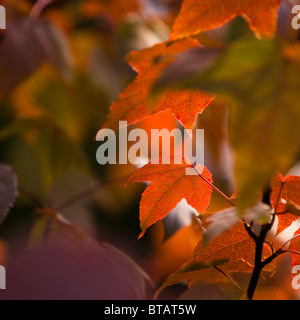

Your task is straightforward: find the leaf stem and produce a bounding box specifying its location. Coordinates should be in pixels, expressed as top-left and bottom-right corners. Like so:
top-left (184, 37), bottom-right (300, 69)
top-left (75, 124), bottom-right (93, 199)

top-left (193, 165), bottom-right (236, 207)
top-left (56, 174), bottom-right (130, 212)
top-left (279, 234), bottom-right (300, 251)
top-left (18, 186), bottom-right (44, 208)
top-left (214, 266), bottom-right (242, 290)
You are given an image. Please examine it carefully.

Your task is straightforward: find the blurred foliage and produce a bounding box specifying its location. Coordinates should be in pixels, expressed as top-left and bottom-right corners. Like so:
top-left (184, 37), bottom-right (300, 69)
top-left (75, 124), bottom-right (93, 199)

top-left (0, 0), bottom-right (299, 300)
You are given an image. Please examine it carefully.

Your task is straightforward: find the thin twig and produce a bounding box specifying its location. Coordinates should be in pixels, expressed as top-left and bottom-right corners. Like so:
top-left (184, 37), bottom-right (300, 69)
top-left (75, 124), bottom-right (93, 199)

top-left (262, 249), bottom-right (300, 268)
top-left (278, 234), bottom-right (300, 251)
top-left (214, 266), bottom-right (242, 290)
top-left (264, 240), bottom-right (275, 255)
top-left (18, 186), bottom-right (44, 208)
top-left (243, 220), bottom-right (258, 242)
top-left (282, 249), bottom-right (300, 256)
top-left (56, 174), bottom-right (131, 212)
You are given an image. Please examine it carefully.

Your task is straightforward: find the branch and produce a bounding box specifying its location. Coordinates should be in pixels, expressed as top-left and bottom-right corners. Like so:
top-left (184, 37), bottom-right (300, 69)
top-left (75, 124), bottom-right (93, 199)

top-left (56, 174), bottom-right (131, 212)
top-left (264, 240), bottom-right (275, 255)
top-left (246, 186), bottom-right (279, 300)
top-left (243, 220), bottom-right (258, 242)
top-left (19, 186), bottom-right (44, 208)
top-left (261, 235), bottom-right (300, 268)
top-left (279, 234), bottom-right (300, 251)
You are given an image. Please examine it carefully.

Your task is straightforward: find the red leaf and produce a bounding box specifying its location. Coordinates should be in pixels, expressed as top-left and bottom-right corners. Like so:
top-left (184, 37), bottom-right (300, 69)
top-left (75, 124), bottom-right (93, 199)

top-left (127, 158), bottom-right (213, 238)
top-left (104, 39), bottom-right (214, 131)
top-left (271, 173), bottom-right (300, 234)
top-left (189, 221), bottom-right (275, 272)
top-left (290, 229), bottom-right (300, 267)
top-left (170, 0), bottom-right (282, 40)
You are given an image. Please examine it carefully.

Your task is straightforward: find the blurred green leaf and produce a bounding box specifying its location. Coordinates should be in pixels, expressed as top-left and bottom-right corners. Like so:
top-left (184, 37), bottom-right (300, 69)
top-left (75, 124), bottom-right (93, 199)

top-left (0, 118), bottom-right (90, 190)
top-left (155, 37), bottom-right (300, 208)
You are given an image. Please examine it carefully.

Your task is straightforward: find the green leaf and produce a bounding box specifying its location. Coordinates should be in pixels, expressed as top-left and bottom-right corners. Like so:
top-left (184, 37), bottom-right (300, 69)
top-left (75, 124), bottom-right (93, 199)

top-left (0, 118), bottom-right (90, 190)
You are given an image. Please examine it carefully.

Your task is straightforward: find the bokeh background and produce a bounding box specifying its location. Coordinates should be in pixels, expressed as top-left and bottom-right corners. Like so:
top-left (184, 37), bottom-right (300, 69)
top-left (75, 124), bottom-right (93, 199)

top-left (0, 0), bottom-right (299, 300)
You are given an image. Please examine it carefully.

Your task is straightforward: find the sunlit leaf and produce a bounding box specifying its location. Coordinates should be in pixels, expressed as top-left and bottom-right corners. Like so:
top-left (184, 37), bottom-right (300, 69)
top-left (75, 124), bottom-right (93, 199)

top-left (170, 0), bottom-right (282, 40)
top-left (127, 158), bottom-right (213, 238)
top-left (271, 173), bottom-right (300, 234)
top-left (104, 39), bottom-right (214, 131)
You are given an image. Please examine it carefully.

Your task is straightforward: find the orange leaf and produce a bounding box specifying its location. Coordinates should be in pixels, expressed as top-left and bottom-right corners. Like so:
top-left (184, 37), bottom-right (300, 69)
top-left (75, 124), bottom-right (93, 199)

top-left (145, 216), bottom-right (204, 283)
top-left (155, 259), bottom-right (252, 299)
top-left (290, 229), bottom-right (300, 267)
top-left (104, 39), bottom-right (214, 131)
top-left (271, 173), bottom-right (300, 234)
top-left (170, 0), bottom-right (282, 40)
top-left (127, 158), bottom-right (213, 239)
top-left (190, 221), bottom-right (274, 271)
top-left (125, 39), bottom-right (202, 73)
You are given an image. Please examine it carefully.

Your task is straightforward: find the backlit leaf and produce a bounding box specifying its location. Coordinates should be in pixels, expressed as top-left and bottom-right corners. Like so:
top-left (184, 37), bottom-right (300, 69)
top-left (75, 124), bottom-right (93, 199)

top-left (289, 228), bottom-right (300, 267)
top-left (127, 158), bottom-right (213, 238)
top-left (271, 173), bottom-right (300, 234)
top-left (170, 0), bottom-right (282, 40)
top-left (186, 221), bottom-right (274, 272)
top-left (104, 39), bottom-right (214, 131)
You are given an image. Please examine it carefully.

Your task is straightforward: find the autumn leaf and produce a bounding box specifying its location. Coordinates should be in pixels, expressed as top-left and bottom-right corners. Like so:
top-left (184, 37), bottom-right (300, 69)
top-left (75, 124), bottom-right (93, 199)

top-left (147, 215), bottom-right (204, 283)
top-left (170, 0), bottom-right (282, 40)
top-left (104, 39), bottom-right (214, 131)
top-left (193, 222), bottom-right (256, 266)
top-left (285, 201), bottom-right (300, 217)
top-left (155, 38), bottom-right (300, 209)
top-left (127, 158), bottom-right (213, 239)
top-left (183, 221), bottom-right (275, 276)
top-left (289, 229), bottom-right (300, 267)
top-left (155, 259), bottom-right (251, 299)
top-left (271, 173), bottom-right (300, 234)
top-left (125, 39), bottom-right (202, 73)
